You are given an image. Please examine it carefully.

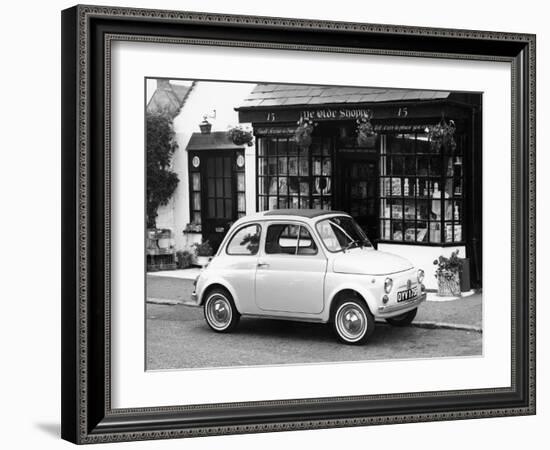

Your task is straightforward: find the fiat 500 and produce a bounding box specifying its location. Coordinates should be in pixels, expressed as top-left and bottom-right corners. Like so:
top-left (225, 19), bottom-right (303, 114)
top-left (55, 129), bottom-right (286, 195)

top-left (191, 209), bottom-right (426, 345)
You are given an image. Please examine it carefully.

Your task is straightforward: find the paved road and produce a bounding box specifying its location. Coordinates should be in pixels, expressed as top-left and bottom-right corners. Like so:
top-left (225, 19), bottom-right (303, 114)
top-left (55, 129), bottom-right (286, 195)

top-left (146, 304), bottom-right (482, 370)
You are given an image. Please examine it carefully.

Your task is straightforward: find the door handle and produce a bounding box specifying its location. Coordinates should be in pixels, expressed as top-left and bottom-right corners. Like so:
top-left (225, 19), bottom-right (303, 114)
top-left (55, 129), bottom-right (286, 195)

top-left (257, 261), bottom-right (270, 269)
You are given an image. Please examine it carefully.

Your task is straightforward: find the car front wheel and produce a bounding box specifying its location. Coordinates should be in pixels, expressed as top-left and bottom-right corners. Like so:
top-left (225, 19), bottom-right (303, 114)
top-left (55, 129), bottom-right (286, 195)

top-left (333, 298), bottom-right (375, 345)
top-left (203, 288), bottom-right (240, 332)
top-left (385, 307), bottom-right (418, 326)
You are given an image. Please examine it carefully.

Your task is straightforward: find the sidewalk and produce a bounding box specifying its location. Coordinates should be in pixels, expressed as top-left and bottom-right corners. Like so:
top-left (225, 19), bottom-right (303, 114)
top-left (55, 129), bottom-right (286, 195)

top-left (147, 269), bottom-right (482, 332)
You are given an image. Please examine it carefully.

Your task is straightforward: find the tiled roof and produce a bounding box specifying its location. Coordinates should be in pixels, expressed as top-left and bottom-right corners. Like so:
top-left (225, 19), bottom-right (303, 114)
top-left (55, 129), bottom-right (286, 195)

top-left (147, 81), bottom-right (193, 117)
top-left (237, 84), bottom-right (450, 109)
top-left (186, 132), bottom-right (244, 151)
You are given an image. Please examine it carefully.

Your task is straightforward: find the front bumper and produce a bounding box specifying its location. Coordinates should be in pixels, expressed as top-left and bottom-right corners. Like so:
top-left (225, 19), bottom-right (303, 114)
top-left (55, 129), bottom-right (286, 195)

top-left (376, 292), bottom-right (426, 317)
top-left (191, 291), bottom-right (199, 304)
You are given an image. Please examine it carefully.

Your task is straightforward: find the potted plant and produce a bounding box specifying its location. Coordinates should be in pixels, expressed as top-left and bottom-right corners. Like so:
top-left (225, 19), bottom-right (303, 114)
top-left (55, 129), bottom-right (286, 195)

top-left (227, 125), bottom-right (254, 146)
top-left (183, 222), bottom-right (202, 233)
top-left (294, 117), bottom-right (316, 149)
top-left (175, 250), bottom-right (194, 269)
top-left (356, 116), bottom-right (377, 147)
top-left (433, 250), bottom-right (462, 297)
top-left (193, 240), bottom-right (213, 267)
top-left (426, 116), bottom-right (457, 152)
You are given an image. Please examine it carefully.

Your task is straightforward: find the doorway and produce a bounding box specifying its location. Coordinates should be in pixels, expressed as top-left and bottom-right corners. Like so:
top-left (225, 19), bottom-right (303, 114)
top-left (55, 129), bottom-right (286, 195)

top-left (339, 156), bottom-right (379, 242)
top-left (200, 152), bottom-right (237, 251)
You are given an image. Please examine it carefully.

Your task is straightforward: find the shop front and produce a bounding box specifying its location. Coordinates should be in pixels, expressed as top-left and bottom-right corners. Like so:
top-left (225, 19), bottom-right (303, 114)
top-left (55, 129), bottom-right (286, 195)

top-left (236, 84), bottom-right (482, 289)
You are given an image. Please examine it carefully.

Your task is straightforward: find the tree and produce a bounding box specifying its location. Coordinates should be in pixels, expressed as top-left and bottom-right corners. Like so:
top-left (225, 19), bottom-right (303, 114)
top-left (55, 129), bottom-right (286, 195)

top-left (146, 113), bottom-right (179, 228)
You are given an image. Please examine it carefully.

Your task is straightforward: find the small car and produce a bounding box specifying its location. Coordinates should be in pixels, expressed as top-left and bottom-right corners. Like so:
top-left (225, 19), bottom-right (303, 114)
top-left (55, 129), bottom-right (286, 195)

top-left (191, 209), bottom-right (426, 345)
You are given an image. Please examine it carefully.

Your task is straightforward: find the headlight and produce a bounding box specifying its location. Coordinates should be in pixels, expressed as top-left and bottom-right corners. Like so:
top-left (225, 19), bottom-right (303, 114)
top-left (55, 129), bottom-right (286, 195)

top-left (384, 277), bottom-right (393, 294)
top-left (417, 269), bottom-right (425, 284)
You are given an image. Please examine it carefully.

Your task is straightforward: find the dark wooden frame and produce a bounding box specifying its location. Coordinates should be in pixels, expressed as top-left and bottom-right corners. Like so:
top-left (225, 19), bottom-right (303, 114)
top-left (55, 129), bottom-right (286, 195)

top-left (61, 5), bottom-right (536, 444)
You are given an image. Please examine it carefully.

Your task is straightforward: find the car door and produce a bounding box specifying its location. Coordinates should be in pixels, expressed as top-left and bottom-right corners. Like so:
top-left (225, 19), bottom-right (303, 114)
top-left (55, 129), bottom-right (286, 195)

top-left (216, 222), bottom-right (262, 312)
top-left (255, 222), bottom-right (327, 314)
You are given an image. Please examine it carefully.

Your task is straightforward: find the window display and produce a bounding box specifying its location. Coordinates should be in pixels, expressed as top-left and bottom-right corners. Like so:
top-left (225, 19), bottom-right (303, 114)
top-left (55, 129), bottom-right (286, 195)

top-left (379, 133), bottom-right (464, 243)
top-left (258, 136), bottom-right (333, 211)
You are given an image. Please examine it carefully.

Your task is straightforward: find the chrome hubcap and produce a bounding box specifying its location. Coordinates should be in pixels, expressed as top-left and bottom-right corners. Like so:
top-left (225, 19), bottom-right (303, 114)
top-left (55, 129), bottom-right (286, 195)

top-left (206, 295), bottom-right (232, 330)
top-left (336, 303), bottom-right (367, 341)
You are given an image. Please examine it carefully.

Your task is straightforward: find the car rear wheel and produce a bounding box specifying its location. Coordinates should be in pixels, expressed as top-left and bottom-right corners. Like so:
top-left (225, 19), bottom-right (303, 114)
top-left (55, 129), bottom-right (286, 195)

top-left (333, 298), bottom-right (375, 345)
top-left (385, 307), bottom-right (418, 326)
top-left (203, 288), bottom-right (240, 332)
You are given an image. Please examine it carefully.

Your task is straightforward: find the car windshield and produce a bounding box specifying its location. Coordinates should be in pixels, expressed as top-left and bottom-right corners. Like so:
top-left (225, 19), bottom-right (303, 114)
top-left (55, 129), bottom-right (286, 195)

top-left (315, 216), bottom-right (372, 252)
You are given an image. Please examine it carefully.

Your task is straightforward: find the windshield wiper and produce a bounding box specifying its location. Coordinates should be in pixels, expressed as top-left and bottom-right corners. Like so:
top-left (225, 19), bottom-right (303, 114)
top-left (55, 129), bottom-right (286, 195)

top-left (343, 240), bottom-right (361, 252)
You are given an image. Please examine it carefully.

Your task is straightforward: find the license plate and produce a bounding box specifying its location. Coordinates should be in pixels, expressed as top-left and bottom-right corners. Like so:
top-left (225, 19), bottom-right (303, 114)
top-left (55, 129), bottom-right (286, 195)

top-left (397, 288), bottom-right (417, 302)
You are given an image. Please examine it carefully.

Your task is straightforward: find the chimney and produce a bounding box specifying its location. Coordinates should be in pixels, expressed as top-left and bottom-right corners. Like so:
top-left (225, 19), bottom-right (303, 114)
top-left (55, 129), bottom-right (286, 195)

top-left (199, 116), bottom-right (212, 134)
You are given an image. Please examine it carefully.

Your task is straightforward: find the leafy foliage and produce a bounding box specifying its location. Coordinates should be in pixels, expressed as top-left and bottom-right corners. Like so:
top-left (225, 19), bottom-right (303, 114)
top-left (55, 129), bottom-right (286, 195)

top-left (433, 250), bottom-right (462, 279)
top-left (294, 117), bottom-right (316, 149)
top-left (146, 113), bottom-right (179, 228)
top-left (427, 117), bottom-right (457, 152)
top-left (356, 116), bottom-right (376, 146)
top-left (176, 250), bottom-right (194, 269)
top-left (227, 126), bottom-right (254, 146)
top-left (193, 240), bottom-right (214, 257)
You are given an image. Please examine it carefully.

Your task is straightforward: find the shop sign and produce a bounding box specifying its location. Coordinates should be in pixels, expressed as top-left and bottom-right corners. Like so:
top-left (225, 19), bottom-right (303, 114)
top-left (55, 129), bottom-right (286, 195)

top-left (300, 108), bottom-right (373, 121)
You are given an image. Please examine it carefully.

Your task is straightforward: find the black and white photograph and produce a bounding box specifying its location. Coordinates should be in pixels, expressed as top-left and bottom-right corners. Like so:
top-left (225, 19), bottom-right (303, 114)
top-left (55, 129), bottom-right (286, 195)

top-left (145, 79), bottom-right (483, 370)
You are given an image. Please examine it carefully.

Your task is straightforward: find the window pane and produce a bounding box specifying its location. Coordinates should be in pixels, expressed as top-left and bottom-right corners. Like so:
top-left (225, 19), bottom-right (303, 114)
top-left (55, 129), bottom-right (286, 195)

top-left (224, 199), bottom-right (233, 218)
top-left (192, 172), bottom-right (200, 191)
top-left (299, 158), bottom-right (309, 176)
top-left (266, 224), bottom-right (297, 255)
top-left (237, 193), bottom-right (245, 213)
top-left (288, 177), bottom-right (299, 195)
top-left (297, 226), bottom-right (318, 255)
top-left (258, 157), bottom-right (267, 176)
top-left (428, 222), bottom-right (441, 243)
top-left (193, 193), bottom-right (201, 211)
top-left (237, 173), bottom-right (245, 192)
top-left (227, 224), bottom-right (261, 255)
top-left (278, 177), bottom-right (288, 195)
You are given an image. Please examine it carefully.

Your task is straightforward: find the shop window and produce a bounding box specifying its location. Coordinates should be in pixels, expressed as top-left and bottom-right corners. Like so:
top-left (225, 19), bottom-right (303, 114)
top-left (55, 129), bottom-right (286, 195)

top-left (379, 133), bottom-right (464, 244)
top-left (257, 136), bottom-right (333, 211)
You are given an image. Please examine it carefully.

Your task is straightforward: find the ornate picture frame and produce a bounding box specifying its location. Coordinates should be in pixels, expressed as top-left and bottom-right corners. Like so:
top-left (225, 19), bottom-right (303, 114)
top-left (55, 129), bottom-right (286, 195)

top-left (61, 5), bottom-right (535, 444)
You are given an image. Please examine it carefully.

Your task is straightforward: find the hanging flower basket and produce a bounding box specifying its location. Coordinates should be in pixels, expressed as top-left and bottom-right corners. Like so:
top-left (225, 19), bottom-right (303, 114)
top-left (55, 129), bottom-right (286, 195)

top-left (294, 117), bottom-right (316, 149)
top-left (356, 117), bottom-right (377, 147)
top-left (426, 116), bottom-right (457, 152)
top-left (227, 126), bottom-right (254, 146)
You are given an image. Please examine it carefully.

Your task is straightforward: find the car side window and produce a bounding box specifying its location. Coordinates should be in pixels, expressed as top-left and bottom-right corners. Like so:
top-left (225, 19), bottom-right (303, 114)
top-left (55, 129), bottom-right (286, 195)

top-left (297, 226), bottom-right (317, 255)
top-left (265, 224), bottom-right (317, 255)
top-left (226, 224), bottom-right (261, 255)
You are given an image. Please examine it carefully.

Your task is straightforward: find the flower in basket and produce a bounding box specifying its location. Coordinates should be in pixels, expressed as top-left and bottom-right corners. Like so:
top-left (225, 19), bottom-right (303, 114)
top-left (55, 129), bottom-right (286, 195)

top-left (294, 117), bottom-right (316, 149)
top-left (433, 250), bottom-right (462, 297)
top-left (356, 116), bottom-right (377, 146)
top-left (227, 125), bottom-right (254, 146)
top-left (426, 117), bottom-right (457, 152)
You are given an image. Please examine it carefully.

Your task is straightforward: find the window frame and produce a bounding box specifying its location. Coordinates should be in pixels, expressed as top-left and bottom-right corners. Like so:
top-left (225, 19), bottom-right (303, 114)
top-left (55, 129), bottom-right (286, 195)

top-left (378, 132), bottom-right (466, 246)
top-left (225, 222), bottom-right (262, 256)
top-left (262, 221), bottom-right (320, 257)
top-left (256, 135), bottom-right (334, 213)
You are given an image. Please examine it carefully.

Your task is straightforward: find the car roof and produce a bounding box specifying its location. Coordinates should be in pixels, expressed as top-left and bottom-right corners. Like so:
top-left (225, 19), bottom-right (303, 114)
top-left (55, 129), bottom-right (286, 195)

top-left (234, 209), bottom-right (350, 226)
top-left (263, 209), bottom-right (348, 219)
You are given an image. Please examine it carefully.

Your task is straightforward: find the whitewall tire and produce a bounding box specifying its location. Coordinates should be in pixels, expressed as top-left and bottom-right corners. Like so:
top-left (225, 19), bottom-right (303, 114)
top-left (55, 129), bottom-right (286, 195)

top-left (333, 299), bottom-right (375, 345)
top-left (203, 288), bottom-right (240, 332)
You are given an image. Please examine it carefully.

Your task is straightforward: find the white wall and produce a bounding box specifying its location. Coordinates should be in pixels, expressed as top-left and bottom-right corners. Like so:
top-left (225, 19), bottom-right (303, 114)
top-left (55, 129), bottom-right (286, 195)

top-left (1, 1), bottom-right (546, 449)
top-left (378, 243), bottom-right (466, 290)
top-left (153, 80), bottom-right (255, 250)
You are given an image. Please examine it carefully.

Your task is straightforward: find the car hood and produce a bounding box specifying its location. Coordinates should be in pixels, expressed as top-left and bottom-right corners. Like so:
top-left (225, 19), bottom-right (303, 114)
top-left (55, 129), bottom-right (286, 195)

top-left (332, 248), bottom-right (414, 275)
